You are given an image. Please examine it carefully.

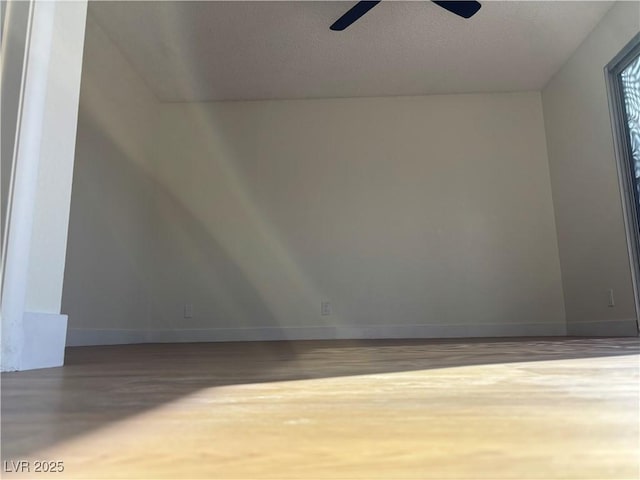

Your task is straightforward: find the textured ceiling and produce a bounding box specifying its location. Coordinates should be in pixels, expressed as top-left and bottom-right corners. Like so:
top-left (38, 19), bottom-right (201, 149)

top-left (89, 1), bottom-right (615, 102)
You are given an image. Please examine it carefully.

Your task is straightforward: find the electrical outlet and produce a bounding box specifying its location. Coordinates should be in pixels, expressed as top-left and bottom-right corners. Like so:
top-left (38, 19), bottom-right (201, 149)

top-left (321, 301), bottom-right (332, 316)
top-left (607, 289), bottom-right (615, 307)
top-left (184, 303), bottom-right (194, 318)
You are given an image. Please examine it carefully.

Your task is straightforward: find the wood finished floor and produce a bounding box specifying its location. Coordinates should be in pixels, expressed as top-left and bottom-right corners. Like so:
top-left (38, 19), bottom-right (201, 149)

top-left (1, 337), bottom-right (639, 479)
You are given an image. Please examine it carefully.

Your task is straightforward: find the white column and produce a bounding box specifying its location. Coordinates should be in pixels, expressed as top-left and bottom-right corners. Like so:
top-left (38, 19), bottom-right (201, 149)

top-left (1, 0), bottom-right (55, 372)
top-left (1, 0), bottom-right (87, 371)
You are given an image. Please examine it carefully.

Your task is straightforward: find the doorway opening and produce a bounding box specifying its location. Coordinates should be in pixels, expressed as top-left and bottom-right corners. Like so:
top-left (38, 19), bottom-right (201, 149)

top-left (606, 33), bottom-right (640, 333)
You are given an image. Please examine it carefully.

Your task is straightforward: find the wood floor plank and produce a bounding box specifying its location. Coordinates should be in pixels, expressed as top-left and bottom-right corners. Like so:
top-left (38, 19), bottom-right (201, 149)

top-left (2, 337), bottom-right (639, 479)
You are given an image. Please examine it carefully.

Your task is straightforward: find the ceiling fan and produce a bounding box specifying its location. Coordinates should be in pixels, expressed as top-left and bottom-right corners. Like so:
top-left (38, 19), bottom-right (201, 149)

top-left (330, 1), bottom-right (482, 31)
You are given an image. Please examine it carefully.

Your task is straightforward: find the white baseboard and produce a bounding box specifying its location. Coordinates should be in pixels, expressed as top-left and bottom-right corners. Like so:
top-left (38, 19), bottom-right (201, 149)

top-left (21, 312), bottom-right (68, 370)
top-left (567, 319), bottom-right (639, 336)
top-left (66, 322), bottom-right (567, 347)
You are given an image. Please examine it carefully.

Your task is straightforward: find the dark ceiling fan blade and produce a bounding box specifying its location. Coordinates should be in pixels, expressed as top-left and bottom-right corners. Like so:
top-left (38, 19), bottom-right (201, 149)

top-left (330, 1), bottom-right (382, 31)
top-left (432, 1), bottom-right (481, 19)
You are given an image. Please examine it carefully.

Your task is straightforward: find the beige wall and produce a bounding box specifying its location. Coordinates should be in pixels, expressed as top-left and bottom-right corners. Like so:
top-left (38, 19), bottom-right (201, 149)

top-left (542, 1), bottom-right (640, 335)
top-left (62, 14), bottom-right (158, 342)
top-left (146, 93), bottom-right (566, 340)
top-left (65, 10), bottom-right (624, 343)
top-left (64, 16), bottom-right (568, 343)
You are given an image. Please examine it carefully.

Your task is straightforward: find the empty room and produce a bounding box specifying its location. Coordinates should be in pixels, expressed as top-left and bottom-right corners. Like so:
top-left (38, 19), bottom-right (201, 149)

top-left (1, 0), bottom-right (639, 478)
